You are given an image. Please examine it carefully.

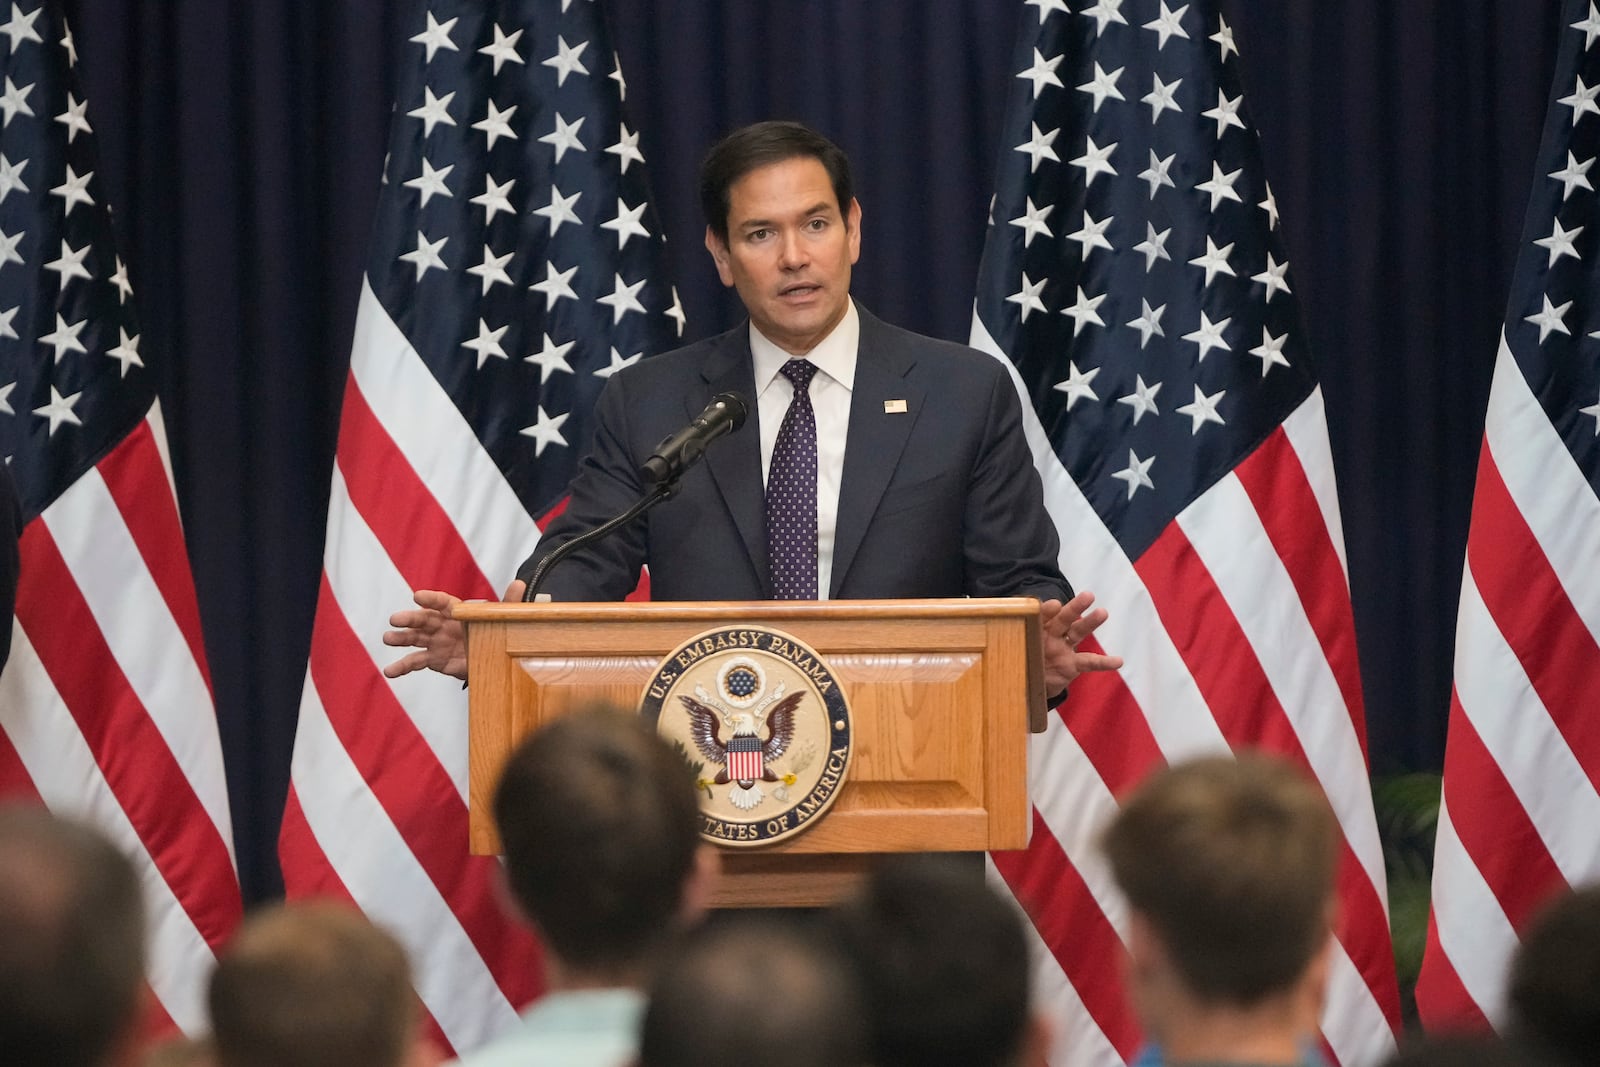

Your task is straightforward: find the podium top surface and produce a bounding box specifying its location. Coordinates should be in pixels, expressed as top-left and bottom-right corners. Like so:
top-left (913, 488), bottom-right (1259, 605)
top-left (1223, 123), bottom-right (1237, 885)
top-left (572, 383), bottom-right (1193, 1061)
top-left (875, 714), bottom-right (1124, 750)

top-left (452, 596), bottom-right (1043, 624)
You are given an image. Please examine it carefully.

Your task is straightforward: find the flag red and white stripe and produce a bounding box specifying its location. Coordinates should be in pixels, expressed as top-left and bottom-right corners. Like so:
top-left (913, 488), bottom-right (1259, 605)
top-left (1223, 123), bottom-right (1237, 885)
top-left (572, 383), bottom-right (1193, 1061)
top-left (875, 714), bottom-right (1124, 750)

top-left (278, 0), bottom-right (682, 1054)
top-left (971, 1), bottom-right (1398, 1061)
top-left (278, 284), bottom-right (546, 1052)
top-left (1415, 350), bottom-right (1600, 1025)
top-left (0, 0), bottom-right (241, 1036)
top-left (974, 321), bottom-right (1400, 1067)
top-left (1414, 342), bottom-right (1600, 1023)
top-left (1413, 0), bottom-right (1600, 1030)
top-left (0, 404), bottom-right (242, 1034)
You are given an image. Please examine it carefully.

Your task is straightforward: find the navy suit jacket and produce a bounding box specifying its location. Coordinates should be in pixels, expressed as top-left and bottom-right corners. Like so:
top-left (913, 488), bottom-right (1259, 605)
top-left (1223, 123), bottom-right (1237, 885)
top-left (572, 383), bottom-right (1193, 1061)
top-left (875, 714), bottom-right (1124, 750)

top-left (523, 306), bottom-right (1072, 605)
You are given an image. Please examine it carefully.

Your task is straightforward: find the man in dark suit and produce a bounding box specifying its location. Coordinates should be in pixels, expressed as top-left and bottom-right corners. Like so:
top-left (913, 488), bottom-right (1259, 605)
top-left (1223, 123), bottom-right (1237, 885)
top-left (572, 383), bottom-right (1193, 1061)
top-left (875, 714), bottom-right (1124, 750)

top-left (384, 122), bottom-right (1119, 694)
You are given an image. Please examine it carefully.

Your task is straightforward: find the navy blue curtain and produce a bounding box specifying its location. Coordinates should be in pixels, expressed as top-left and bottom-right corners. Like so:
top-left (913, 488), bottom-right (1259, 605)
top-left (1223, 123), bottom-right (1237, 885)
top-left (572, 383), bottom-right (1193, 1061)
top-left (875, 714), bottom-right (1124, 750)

top-left (64, 0), bottom-right (1562, 902)
top-left (1230, 2), bottom-right (1562, 776)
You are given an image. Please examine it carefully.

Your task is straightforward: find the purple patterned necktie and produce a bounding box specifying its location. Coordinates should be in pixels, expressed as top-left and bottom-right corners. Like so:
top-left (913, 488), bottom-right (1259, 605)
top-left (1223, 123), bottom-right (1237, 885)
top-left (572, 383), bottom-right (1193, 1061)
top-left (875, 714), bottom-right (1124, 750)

top-left (767, 359), bottom-right (819, 600)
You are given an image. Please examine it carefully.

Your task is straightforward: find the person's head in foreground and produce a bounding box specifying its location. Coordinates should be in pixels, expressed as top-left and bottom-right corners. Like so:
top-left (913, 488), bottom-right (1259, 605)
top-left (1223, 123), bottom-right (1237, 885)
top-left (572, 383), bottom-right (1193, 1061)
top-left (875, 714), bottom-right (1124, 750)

top-left (0, 803), bottom-right (145, 1067)
top-left (1378, 1035), bottom-right (1544, 1067)
top-left (829, 855), bottom-right (1048, 1067)
top-left (208, 901), bottom-right (438, 1067)
top-left (1102, 752), bottom-right (1339, 1066)
top-left (1506, 882), bottom-right (1600, 1067)
top-left (493, 707), bottom-right (715, 988)
top-left (637, 915), bottom-right (869, 1067)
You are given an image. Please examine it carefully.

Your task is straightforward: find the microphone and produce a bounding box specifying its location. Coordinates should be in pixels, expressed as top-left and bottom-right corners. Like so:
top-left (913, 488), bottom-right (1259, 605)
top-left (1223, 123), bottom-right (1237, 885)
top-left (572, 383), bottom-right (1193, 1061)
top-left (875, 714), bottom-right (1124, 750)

top-left (519, 391), bottom-right (750, 601)
top-left (640, 392), bottom-right (749, 485)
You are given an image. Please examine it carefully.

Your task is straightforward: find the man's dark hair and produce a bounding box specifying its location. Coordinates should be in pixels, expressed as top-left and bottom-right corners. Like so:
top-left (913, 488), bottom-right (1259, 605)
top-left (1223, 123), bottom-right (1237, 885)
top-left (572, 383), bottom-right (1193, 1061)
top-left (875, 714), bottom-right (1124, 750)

top-left (829, 856), bottom-right (1032, 1067)
top-left (493, 708), bottom-right (701, 972)
top-left (1379, 1036), bottom-right (1542, 1067)
top-left (1507, 884), bottom-right (1600, 1066)
top-left (0, 804), bottom-right (145, 1067)
top-left (208, 902), bottom-right (416, 1067)
top-left (639, 916), bottom-right (869, 1067)
top-left (699, 120), bottom-right (855, 242)
top-left (1101, 752), bottom-right (1338, 1006)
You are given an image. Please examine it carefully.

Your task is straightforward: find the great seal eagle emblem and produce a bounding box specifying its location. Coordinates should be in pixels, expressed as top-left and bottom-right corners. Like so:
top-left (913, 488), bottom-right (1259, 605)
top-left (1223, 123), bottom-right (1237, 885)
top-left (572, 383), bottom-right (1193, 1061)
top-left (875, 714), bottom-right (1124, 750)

top-left (640, 627), bottom-right (853, 847)
top-left (683, 658), bottom-right (802, 810)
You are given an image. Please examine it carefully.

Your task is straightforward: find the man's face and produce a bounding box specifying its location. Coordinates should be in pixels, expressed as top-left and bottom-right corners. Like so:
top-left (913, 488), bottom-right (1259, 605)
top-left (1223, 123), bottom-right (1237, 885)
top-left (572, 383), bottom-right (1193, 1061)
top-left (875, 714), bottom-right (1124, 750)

top-left (704, 156), bottom-right (862, 356)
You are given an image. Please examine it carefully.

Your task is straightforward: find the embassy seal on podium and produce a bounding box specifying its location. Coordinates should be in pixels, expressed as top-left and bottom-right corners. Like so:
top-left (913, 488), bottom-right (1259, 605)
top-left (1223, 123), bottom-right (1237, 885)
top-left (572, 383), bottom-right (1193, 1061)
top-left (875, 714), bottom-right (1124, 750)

top-left (640, 625), bottom-right (853, 847)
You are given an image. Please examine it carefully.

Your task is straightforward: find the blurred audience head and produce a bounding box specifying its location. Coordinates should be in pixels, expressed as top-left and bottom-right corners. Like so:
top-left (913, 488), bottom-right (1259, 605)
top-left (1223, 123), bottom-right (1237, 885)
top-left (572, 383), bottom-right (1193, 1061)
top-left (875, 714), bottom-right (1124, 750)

top-left (0, 803), bottom-right (146, 1067)
top-left (208, 902), bottom-right (434, 1067)
top-left (1379, 1035), bottom-right (1543, 1067)
top-left (829, 856), bottom-right (1045, 1067)
top-left (638, 915), bottom-right (869, 1067)
top-left (1102, 752), bottom-right (1338, 1054)
top-left (493, 707), bottom-right (712, 984)
top-left (1507, 883), bottom-right (1600, 1066)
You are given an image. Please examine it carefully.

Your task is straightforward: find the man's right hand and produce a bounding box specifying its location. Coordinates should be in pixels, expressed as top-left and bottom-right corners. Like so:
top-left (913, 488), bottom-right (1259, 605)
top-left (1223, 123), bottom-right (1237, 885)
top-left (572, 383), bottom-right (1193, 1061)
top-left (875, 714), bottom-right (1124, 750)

top-left (382, 580), bottom-right (529, 681)
top-left (382, 589), bottom-right (469, 680)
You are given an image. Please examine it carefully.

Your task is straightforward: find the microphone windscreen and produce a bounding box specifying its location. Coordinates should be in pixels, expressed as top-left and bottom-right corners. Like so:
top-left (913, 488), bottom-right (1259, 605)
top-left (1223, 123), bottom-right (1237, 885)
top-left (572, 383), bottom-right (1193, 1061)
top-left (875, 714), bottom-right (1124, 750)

top-left (710, 391), bottom-right (749, 430)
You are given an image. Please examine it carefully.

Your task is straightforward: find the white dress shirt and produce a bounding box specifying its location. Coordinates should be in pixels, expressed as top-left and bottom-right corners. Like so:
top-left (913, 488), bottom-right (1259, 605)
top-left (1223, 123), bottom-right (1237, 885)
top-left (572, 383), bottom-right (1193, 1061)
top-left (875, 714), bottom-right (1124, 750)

top-left (749, 299), bottom-right (858, 600)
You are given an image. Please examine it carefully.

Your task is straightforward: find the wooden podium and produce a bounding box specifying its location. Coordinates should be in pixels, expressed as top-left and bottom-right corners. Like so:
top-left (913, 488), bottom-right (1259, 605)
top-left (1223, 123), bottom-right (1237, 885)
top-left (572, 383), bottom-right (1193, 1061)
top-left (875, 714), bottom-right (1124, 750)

top-left (456, 598), bottom-right (1046, 908)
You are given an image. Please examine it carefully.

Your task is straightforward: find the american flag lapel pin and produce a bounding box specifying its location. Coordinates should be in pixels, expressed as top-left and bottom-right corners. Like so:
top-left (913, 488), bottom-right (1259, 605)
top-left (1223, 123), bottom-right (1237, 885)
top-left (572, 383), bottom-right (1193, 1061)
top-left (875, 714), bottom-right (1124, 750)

top-left (884, 399), bottom-right (908, 413)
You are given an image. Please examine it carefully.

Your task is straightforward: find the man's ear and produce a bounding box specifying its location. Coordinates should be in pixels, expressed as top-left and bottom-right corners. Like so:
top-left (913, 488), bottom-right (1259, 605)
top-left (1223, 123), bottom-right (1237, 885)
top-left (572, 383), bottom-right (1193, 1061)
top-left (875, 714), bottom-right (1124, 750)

top-left (490, 859), bottom-right (532, 930)
top-left (704, 226), bottom-right (735, 286)
top-left (404, 1017), bottom-right (449, 1067)
top-left (1019, 1011), bottom-right (1054, 1066)
top-left (1122, 911), bottom-right (1170, 1040)
top-left (1124, 911), bottom-right (1161, 982)
top-left (846, 197), bottom-right (862, 264)
top-left (1297, 922), bottom-right (1336, 1029)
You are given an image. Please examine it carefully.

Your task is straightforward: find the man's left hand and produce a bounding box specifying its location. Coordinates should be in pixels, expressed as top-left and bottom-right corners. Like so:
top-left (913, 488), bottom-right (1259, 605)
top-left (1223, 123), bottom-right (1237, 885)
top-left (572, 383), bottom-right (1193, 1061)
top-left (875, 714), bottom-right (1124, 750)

top-left (1040, 591), bottom-right (1123, 696)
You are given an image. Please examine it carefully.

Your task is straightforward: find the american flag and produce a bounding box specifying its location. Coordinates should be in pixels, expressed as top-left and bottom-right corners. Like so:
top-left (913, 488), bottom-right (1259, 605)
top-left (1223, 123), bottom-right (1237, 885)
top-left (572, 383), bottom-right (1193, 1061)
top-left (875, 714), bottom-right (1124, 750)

top-left (1415, 0), bottom-right (1600, 1030)
top-left (277, 0), bottom-right (682, 1054)
top-left (0, 0), bottom-right (241, 1037)
top-left (969, 2), bottom-right (1399, 1062)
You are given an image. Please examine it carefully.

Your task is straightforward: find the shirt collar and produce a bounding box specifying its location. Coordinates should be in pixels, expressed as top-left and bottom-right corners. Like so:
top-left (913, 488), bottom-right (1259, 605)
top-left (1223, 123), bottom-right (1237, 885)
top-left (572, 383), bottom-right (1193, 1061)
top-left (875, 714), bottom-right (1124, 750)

top-left (749, 298), bottom-right (859, 394)
top-left (518, 987), bottom-right (648, 1031)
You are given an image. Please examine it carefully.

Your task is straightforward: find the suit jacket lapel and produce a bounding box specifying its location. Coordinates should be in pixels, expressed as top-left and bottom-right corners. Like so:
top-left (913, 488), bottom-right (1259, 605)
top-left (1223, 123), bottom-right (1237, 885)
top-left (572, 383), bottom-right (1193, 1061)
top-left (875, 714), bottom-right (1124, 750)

top-left (831, 309), bottom-right (923, 597)
top-left (697, 325), bottom-right (771, 594)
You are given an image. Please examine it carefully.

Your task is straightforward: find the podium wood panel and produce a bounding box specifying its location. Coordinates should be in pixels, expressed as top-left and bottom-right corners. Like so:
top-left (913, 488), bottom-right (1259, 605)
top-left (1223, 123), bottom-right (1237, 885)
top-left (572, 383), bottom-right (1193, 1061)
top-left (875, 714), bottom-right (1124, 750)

top-left (458, 598), bottom-right (1043, 908)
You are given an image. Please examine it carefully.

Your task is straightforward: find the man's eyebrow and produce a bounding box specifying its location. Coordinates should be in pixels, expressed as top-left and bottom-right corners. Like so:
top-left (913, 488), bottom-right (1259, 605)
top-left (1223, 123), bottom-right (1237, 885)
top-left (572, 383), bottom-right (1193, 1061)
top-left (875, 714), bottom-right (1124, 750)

top-left (735, 202), bottom-right (837, 231)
